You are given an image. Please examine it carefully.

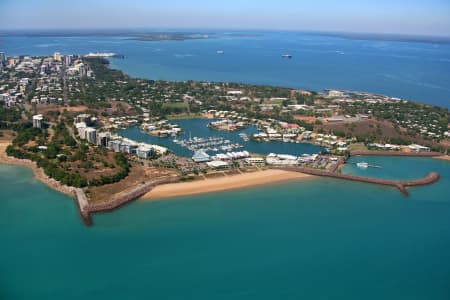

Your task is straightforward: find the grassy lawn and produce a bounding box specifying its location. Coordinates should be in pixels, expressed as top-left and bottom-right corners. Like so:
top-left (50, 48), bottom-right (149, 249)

top-left (167, 113), bottom-right (203, 120)
top-left (263, 99), bottom-right (284, 105)
top-left (348, 143), bottom-right (368, 151)
top-left (262, 99), bottom-right (296, 105)
top-left (162, 102), bottom-right (189, 109)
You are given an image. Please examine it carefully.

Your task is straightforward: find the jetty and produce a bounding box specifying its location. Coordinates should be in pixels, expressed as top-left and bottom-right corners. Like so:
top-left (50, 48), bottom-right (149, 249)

top-left (74, 177), bottom-right (180, 226)
top-left (350, 150), bottom-right (444, 157)
top-left (74, 188), bottom-right (91, 225)
top-left (274, 166), bottom-right (440, 196)
top-left (73, 161), bottom-right (440, 225)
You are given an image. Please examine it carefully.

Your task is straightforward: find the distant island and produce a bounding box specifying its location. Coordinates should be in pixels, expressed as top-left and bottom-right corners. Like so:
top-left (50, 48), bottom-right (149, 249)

top-left (314, 31), bottom-right (450, 44)
top-left (2, 29), bottom-right (449, 44)
top-left (129, 32), bottom-right (213, 42)
top-left (0, 30), bottom-right (215, 42)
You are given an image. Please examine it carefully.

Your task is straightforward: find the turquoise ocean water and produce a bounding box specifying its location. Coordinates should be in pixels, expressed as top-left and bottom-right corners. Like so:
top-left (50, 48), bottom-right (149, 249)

top-left (1, 31), bottom-right (450, 299)
top-left (1, 156), bottom-right (450, 299)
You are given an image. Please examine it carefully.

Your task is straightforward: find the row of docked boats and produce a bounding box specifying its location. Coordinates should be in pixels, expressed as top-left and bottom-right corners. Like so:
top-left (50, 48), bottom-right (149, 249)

top-left (239, 133), bottom-right (250, 142)
top-left (173, 136), bottom-right (244, 153)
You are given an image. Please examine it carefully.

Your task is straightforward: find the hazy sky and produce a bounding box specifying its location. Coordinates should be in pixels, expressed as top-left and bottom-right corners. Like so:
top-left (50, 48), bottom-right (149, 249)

top-left (1, 0), bottom-right (449, 36)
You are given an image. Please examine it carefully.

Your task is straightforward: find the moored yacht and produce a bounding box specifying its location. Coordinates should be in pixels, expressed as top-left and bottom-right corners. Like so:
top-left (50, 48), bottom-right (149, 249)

top-left (356, 162), bottom-right (369, 168)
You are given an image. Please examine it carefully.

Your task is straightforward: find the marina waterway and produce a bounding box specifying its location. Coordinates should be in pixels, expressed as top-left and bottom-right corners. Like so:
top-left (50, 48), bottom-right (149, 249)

top-left (119, 119), bottom-right (323, 157)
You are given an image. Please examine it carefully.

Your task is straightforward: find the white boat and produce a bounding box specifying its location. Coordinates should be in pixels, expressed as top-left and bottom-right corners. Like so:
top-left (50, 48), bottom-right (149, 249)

top-left (216, 50), bottom-right (224, 54)
top-left (356, 162), bottom-right (369, 168)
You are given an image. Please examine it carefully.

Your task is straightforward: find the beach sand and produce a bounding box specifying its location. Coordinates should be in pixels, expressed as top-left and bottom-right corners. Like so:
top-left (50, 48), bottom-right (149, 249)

top-left (142, 169), bottom-right (313, 200)
top-left (434, 155), bottom-right (450, 161)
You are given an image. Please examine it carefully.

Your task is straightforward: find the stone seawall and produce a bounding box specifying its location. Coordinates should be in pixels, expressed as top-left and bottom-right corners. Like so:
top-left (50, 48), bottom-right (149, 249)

top-left (274, 166), bottom-right (440, 196)
top-left (350, 150), bottom-right (444, 157)
top-left (327, 158), bottom-right (345, 173)
top-left (75, 177), bottom-right (181, 225)
top-left (73, 188), bottom-right (91, 225)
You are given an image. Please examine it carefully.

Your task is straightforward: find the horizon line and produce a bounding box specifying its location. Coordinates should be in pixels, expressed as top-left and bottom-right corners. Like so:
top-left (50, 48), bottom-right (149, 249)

top-left (0, 27), bottom-right (450, 38)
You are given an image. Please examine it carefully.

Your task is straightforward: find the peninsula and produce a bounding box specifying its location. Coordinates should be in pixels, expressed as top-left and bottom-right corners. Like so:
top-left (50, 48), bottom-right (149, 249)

top-left (0, 52), bottom-right (448, 225)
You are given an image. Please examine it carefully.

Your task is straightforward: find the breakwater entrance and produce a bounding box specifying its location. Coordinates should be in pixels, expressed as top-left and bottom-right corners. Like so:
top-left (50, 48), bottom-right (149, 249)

top-left (350, 150), bottom-right (444, 157)
top-left (274, 166), bottom-right (440, 196)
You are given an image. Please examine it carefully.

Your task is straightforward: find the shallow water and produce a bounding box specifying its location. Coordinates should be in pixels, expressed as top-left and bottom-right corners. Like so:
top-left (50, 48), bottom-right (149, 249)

top-left (1, 157), bottom-right (450, 299)
top-left (2, 30), bottom-right (450, 299)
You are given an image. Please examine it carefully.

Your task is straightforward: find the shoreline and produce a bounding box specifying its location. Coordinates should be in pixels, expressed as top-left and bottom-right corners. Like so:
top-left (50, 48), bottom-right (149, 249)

top-left (434, 155), bottom-right (450, 161)
top-left (1, 137), bottom-right (444, 223)
top-left (3, 136), bottom-right (445, 202)
top-left (142, 169), bottom-right (314, 200)
top-left (0, 141), bottom-right (75, 197)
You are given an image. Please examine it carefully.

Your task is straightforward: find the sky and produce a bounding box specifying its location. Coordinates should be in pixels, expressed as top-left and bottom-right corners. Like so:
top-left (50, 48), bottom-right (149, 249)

top-left (1, 0), bottom-right (450, 36)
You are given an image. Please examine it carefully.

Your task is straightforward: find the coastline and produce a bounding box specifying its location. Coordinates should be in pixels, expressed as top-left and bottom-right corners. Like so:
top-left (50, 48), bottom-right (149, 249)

top-left (3, 136), bottom-right (446, 202)
top-left (0, 141), bottom-right (75, 197)
top-left (142, 169), bottom-right (314, 200)
top-left (434, 155), bottom-right (450, 161)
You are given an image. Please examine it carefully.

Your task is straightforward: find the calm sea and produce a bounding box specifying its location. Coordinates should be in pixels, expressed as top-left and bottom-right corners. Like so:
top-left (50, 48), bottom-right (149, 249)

top-left (1, 156), bottom-right (450, 299)
top-left (1, 31), bottom-right (450, 107)
top-left (1, 32), bottom-right (450, 299)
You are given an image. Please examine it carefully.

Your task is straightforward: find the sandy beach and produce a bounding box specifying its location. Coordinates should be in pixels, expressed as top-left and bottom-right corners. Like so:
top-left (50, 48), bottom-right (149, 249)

top-left (142, 169), bottom-right (313, 200)
top-left (434, 155), bottom-right (450, 161)
top-left (1, 140), bottom-right (313, 203)
top-left (0, 141), bottom-right (75, 196)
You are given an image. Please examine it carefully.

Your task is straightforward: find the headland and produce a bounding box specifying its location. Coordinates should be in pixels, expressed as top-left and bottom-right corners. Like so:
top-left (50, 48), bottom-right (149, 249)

top-left (0, 140), bottom-right (74, 196)
top-left (1, 52), bottom-right (448, 226)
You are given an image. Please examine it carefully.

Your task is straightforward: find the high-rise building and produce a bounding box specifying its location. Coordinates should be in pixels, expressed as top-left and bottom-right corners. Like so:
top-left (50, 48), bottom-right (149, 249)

top-left (64, 55), bottom-right (73, 66)
top-left (97, 132), bottom-right (111, 147)
top-left (0, 52), bottom-right (5, 64)
top-left (8, 57), bottom-right (19, 67)
top-left (32, 114), bottom-right (44, 128)
top-left (75, 113), bottom-right (91, 124)
top-left (78, 63), bottom-right (87, 77)
top-left (85, 127), bottom-right (97, 144)
top-left (75, 122), bottom-right (87, 138)
top-left (54, 52), bottom-right (62, 62)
